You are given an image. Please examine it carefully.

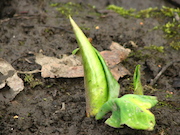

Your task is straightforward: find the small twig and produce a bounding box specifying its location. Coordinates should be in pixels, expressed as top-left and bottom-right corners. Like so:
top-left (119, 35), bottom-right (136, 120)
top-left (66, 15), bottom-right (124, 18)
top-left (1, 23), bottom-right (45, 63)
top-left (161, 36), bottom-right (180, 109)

top-left (24, 58), bottom-right (33, 64)
top-left (129, 41), bottom-right (138, 48)
top-left (0, 14), bottom-right (41, 24)
top-left (0, 18), bottom-right (10, 24)
top-left (61, 102), bottom-right (65, 110)
top-left (17, 69), bottom-right (41, 74)
top-left (150, 60), bottom-right (180, 86)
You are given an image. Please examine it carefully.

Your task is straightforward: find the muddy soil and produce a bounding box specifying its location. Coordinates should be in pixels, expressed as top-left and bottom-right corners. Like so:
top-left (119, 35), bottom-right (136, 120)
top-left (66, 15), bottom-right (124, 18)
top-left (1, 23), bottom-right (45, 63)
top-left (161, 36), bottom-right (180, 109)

top-left (0, 0), bottom-right (180, 135)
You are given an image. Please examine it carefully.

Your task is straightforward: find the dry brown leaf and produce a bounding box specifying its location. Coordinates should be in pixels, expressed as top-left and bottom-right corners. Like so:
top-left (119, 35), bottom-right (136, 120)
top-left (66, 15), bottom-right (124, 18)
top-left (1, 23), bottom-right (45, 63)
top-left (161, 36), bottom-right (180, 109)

top-left (100, 42), bottom-right (131, 66)
top-left (111, 64), bottom-right (131, 80)
top-left (0, 82), bottom-right (6, 89)
top-left (100, 51), bottom-right (120, 66)
top-left (0, 58), bottom-right (24, 101)
top-left (35, 53), bottom-right (83, 78)
top-left (35, 42), bottom-right (131, 80)
top-left (110, 41), bottom-right (131, 61)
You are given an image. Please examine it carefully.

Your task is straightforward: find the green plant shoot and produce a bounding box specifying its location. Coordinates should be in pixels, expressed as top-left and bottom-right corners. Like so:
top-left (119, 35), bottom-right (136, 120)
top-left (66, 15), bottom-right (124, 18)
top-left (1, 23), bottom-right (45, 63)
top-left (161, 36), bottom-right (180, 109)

top-left (96, 94), bottom-right (157, 130)
top-left (69, 16), bottom-right (120, 117)
top-left (133, 65), bottom-right (143, 95)
top-left (96, 65), bottom-right (158, 130)
top-left (69, 17), bottom-right (158, 130)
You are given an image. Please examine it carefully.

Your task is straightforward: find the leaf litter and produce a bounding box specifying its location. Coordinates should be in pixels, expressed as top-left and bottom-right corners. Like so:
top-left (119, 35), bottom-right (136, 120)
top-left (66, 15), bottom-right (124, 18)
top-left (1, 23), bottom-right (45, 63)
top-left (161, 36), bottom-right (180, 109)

top-left (35, 42), bottom-right (131, 80)
top-left (35, 53), bottom-right (83, 78)
top-left (0, 42), bottom-right (131, 101)
top-left (0, 58), bottom-right (24, 102)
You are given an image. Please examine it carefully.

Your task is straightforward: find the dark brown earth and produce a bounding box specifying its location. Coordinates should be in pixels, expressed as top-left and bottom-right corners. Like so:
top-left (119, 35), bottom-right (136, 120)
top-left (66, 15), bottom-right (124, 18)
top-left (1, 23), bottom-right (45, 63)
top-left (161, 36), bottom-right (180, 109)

top-left (0, 0), bottom-right (180, 135)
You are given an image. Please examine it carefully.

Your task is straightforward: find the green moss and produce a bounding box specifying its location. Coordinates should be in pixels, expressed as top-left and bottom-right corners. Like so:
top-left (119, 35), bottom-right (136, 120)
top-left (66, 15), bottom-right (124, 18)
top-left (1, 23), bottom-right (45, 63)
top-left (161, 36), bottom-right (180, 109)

top-left (128, 50), bottom-right (150, 61)
top-left (161, 21), bottom-right (180, 50)
top-left (44, 28), bottom-right (52, 33)
top-left (50, 2), bottom-right (82, 17)
top-left (50, 3), bottom-right (179, 51)
top-left (107, 5), bottom-right (135, 17)
top-left (127, 45), bottom-right (165, 64)
top-left (135, 7), bottom-right (158, 18)
top-left (157, 101), bottom-right (171, 108)
top-left (153, 21), bottom-right (180, 40)
top-left (161, 6), bottom-right (180, 17)
top-left (170, 41), bottom-right (180, 50)
top-left (134, 6), bottom-right (180, 18)
top-left (107, 5), bottom-right (180, 19)
top-left (24, 74), bottom-right (43, 88)
top-left (158, 7), bottom-right (179, 50)
top-left (18, 40), bottom-right (25, 46)
top-left (128, 50), bottom-right (141, 59)
top-left (165, 93), bottom-right (173, 98)
top-left (46, 83), bottom-right (54, 88)
top-left (157, 100), bottom-right (180, 110)
top-left (135, 6), bottom-right (179, 18)
top-left (50, 3), bottom-right (59, 7)
top-left (153, 26), bottom-right (159, 30)
top-left (162, 21), bottom-right (178, 38)
top-left (106, 5), bottom-right (162, 18)
top-left (144, 45), bottom-right (164, 53)
top-left (51, 2), bottom-right (101, 17)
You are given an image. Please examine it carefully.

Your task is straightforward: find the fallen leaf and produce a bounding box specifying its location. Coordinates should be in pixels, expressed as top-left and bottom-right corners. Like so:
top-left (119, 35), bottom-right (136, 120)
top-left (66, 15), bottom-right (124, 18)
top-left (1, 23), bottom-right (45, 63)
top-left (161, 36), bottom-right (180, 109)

top-left (109, 41), bottom-right (131, 63)
top-left (111, 64), bottom-right (131, 81)
top-left (35, 53), bottom-right (83, 78)
top-left (35, 42), bottom-right (131, 80)
top-left (0, 82), bottom-right (6, 89)
top-left (0, 58), bottom-right (24, 102)
top-left (100, 51), bottom-right (121, 66)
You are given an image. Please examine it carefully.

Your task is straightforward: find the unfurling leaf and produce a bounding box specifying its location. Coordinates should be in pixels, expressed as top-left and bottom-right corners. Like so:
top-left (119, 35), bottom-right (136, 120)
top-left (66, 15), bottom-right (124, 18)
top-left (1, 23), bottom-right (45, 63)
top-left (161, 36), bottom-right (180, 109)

top-left (70, 16), bottom-right (108, 116)
top-left (69, 16), bottom-right (157, 131)
top-left (69, 16), bottom-right (120, 117)
top-left (133, 65), bottom-right (143, 95)
top-left (96, 64), bottom-right (158, 130)
top-left (96, 94), bottom-right (158, 130)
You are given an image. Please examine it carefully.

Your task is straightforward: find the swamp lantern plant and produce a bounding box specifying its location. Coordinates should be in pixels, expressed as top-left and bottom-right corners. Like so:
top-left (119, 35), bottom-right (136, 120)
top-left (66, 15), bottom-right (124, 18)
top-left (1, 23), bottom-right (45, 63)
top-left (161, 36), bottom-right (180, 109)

top-left (96, 65), bottom-right (158, 130)
top-left (69, 16), bottom-right (158, 130)
top-left (69, 16), bottom-right (120, 117)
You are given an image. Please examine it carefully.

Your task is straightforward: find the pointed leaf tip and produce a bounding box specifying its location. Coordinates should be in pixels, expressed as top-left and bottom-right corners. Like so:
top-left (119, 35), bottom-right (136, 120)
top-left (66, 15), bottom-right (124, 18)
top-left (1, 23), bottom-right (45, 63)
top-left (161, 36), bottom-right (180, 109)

top-left (133, 65), bottom-right (143, 95)
top-left (69, 15), bottom-right (108, 117)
